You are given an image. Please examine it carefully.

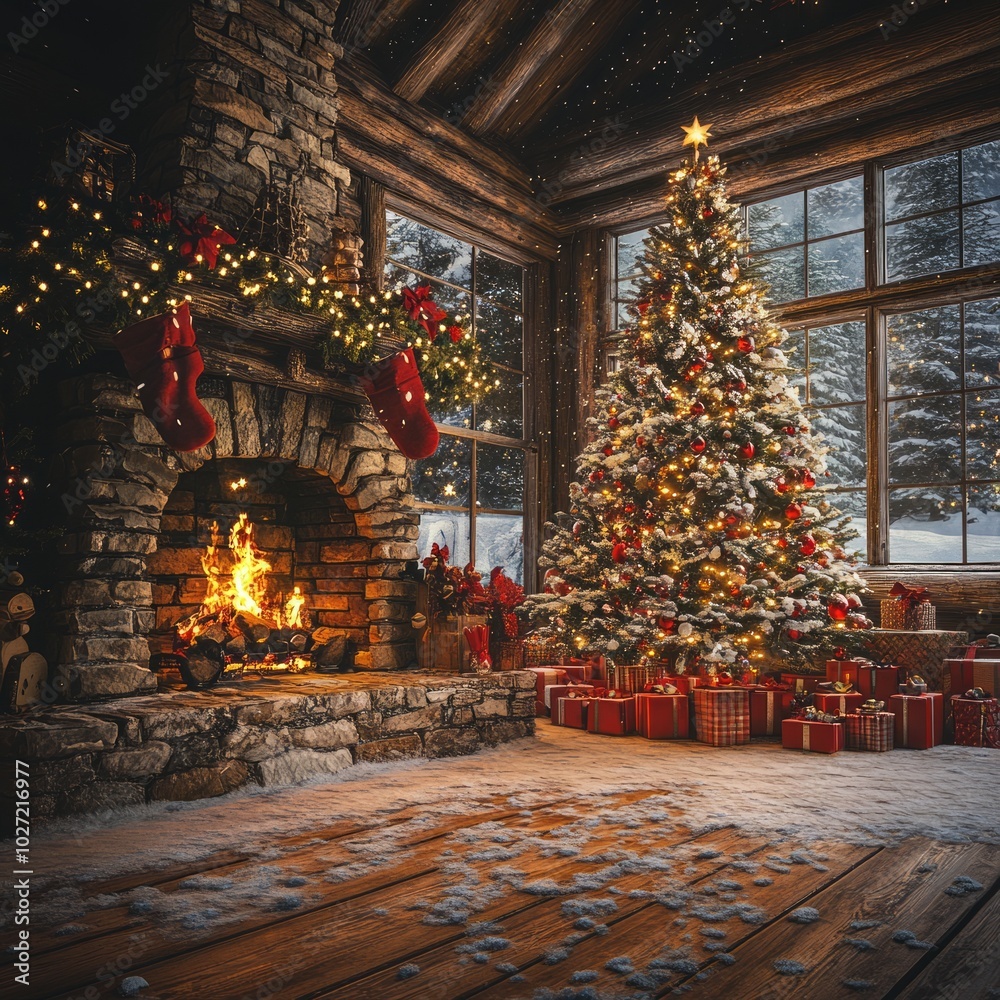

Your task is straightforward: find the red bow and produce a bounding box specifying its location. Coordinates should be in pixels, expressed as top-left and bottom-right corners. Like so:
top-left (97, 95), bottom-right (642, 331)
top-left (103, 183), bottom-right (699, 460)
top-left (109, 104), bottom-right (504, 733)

top-left (176, 213), bottom-right (236, 269)
top-left (889, 582), bottom-right (927, 606)
top-left (403, 285), bottom-right (448, 336)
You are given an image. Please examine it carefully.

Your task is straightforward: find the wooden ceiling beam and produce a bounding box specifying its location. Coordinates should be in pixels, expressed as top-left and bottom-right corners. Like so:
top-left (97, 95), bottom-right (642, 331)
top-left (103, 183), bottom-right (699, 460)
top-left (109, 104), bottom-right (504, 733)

top-left (335, 0), bottom-right (423, 51)
top-left (461, 0), bottom-right (605, 136)
top-left (392, 0), bottom-right (523, 104)
top-left (532, 0), bottom-right (1000, 203)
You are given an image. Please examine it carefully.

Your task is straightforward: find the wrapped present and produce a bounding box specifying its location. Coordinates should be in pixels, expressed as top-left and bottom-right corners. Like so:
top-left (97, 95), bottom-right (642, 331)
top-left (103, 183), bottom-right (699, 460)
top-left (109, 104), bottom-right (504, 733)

top-left (692, 687), bottom-right (750, 746)
top-left (781, 673), bottom-right (823, 695)
top-left (880, 583), bottom-right (936, 630)
top-left (853, 663), bottom-right (900, 702)
top-left (523, 635), bottom-right (570, 668)
top-left (862, 629), bottom-right (968, 691)
top-left (971, 662), bottom-right (1000, 697)
top-left (554, 695), bottom-right (593, 729)
top-left (608, 663), bottom-right (651, 694)
top-left (748, 687), bottom-right (792, 737)
top-left (563, 655), bottom-right (607, 681)
top-left (587, 695), bottom-right (636, 736)
top-left (781, 718), bottom-right (844, 754)
top-left (526, 667), bottom-right (568, 716)
top-left (635, 692), bottom-right (689, 739)
top-left (544, 682), bottom-right (596, 710)
top-left (652, 674), bottom-right (702, 696)
top-left (814, 691), bottom-right (864, 716)
top-left (890, 693), bottom-right (943, 749)
top-left (951, 695), bottom-right (1000, 748)
top-left (825, 658), bottom-right (868, 686)
top-left (845, 711), bottom-right (895, 752)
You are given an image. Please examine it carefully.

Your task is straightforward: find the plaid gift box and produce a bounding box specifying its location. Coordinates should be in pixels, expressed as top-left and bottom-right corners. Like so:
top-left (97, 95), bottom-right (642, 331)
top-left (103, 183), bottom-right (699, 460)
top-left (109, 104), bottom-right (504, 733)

top-left (814, 691), bottom-right (864, 716)
top-left (609, 664), bottom-right (652, 694)
top-left (526, 667), bottom-right (568, 716)
top-left (523, 635), bottom-right (570, 668)
top-left (635, 692), bottom-right (689, 739)
top-left (587, 696), bottom-right (636, 736)
top-left (781, 718), bottom-right (844, 754)
top-left (862, 629), bottom-right (968, 691)
top-left (554, 695), bottom-right (593, 729)
top-left (845, 712), bottom-right (895, 752)
top-left (890, 693), bottom-right (943, 749)
top-left (781, 673), bottom-right (823, 695)
top-left (692, 687), bottom-right (750, 746)
top-left (748, 687), bottom-right (792, 737)
top-left (544, 683), bottom-right (596, 710)
top-left (951, 696), bottom-right (1000, 748)
top-left (881, 599), bottom-right (936, 630)
top-left (971, 662), bottom-right (1000, 697)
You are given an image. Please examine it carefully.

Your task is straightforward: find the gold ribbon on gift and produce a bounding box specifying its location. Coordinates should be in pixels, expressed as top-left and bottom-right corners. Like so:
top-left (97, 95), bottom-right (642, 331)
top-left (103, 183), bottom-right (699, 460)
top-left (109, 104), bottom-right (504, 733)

top-left (902, 697), bottom-right (909, 745)
top-left (766, 694), bottom-right (774, 733)
top-left (802, 724), bottom-right (811, 751)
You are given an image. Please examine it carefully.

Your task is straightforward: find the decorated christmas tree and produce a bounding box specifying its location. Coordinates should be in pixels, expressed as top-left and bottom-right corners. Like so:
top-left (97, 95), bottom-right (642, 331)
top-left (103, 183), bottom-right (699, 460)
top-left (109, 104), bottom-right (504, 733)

top-left (527, 120), bottom-right (871, 673)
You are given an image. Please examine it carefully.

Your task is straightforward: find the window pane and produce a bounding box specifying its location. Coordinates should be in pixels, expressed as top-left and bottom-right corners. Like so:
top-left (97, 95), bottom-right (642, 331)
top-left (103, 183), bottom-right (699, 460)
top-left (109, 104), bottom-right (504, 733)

top-left (475, 513), bottom-right (524, 585)
top-left (962, 139), bottom-right (1000, 203)
top-left (616, 297), bottom-right (635, 330)
top-left (755, 246), bottom-right (805, 303)
top-left (885, 211), bottom-right (960, 280)
top-left (964, 297), bottom-right (1000, 390)
top-left (478, 445), bottom-right (523, 509)
top-left (828, 490), bottom-right (867, 559)
top-left (886, 306), bottom-right (961, 396)
top-left (808, 233), bottom-right (865, 295)
top-left (477, 251), bottom-right (522, 311)
top-left (966, 391), bottom-right (1000, 481)
top-left (963, 198), bottom-right (1000, 268)
top-left (807, 176), bottom-right (864, 238)
top-left (782, 330), bottom-right (806, 395)
top-left (477, 298), bottom-right (522, 370)
top-left (417, 510), bottom-right (471, 568)
top-left (885, 151), bottom-right (958, 221)
top-left (888, 397), bottom-right (962, 484)
top-left (889, 486), bottom-right (963, 563)
top-left (807, 321), bottom-right (867, 403)
top-left (968, 484), bottom-right (1000, 562)
top-left (809, 406), bottom-right (866, 489)
top-left (477, 367), bottom-right (523, 438)
top-left (748, 192), bottom-right (803, 250)
top-left (617, 230), bottom-right (648, 279)
top-left (386, 211), bottom-right (472, 288)
top-left (412, 435), bottom-right (472, 505)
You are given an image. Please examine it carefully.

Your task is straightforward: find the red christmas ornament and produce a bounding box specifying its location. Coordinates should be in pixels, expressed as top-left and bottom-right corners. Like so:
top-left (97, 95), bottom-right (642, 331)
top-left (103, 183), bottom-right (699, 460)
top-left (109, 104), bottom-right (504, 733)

top-left (636, 435), bottom-right (646, 448)
top-left (572, 520), bottom-right (584, 537)
top-left (784, 426), bottom-right (797, 436)
top-left (637, 299), bottom-right (650, 315)
top-left (690, 400), bottom-right (706, 416)
top-left (827, 594), bottom-right (849, 621)
top-left (737, 335), bottom-right (755, 353)
top-left (612, 542), bottom-right (628, 563)
top-left (799, 534), bottom-right (816, 556)
top-left (589, 470), bottom-right (604, 483)
top-left (739, 442), bottom-right (755, 460)
top-left (800, 470), bottom-right (816, 489)
top-left (603, 446), bottom-right (613, 457)
top-left (690, 436), bottom-right (707, 454)
top-left (775, 477), bottom-right (789, 494)
top-left (785, 502), bottom-right (803, 520)
top-left (608, 416), bottom-right (620, 429)
top-left (787, 628), bottom-right (802, 641)
top-left (624, 502), bottom-right (636, 514)
top-left (776, 538), bottom-right (788, 549)
top-left (702, 207), bottom-right (714, 218)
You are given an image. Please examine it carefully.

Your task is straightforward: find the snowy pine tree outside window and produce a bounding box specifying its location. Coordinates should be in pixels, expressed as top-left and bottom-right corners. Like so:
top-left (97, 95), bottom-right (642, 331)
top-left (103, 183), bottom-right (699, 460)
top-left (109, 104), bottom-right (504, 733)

top-left (610, 136), bottom-right (1000, 567)
top-left (386, 211), bottom-right (529, 584)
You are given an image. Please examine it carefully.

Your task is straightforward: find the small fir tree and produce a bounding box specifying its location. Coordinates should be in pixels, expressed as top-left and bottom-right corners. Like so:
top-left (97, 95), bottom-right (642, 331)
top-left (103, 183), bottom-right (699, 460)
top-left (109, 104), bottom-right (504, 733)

top-left (527, 126), bottom-right (871, 672)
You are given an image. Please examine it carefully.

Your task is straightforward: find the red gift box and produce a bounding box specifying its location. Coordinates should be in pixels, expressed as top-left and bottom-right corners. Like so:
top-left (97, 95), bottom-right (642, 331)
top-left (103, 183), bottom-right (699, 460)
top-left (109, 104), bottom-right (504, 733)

top-left (845, 712), bottom-right (894, 752)
top-left (692, 687), bottom-right (750, 746)
top-left (544, 683), bottom-right (596, 710)
top-left (951, 696), bottom-right (1000, 748)
top-left (971, 662), bottom-right (1000, 697)
top-left (814, 691), bottom-right (864, 716)
top-left (825, 659), bottom-right (868, 685)
top-left (653, 674), bottom-right (702, 696)
top-left (781, 673), bottom-right (822, 695)
top-left (781, 718), bottom-right (844, 754)
top-left (554, 695), bottom-right (592, 729)
top-left (889, 693), bottom-right (943, 749)
top-left (587, 696), bottom-right (636, 736)
top-left (562, 655), bottom-right (607, 681)
top-left (526, 667), bottom-right (569, 715)
top-left (748, 688), bottom-right (792, 737)
top-left (853, 664), bottom-right (900, 702)
top-left (635, 692), bottom-right (689, 739)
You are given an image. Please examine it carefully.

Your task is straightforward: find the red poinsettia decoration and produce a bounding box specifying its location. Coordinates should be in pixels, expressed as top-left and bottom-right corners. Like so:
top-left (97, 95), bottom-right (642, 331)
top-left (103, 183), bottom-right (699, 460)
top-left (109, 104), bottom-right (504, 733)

top-left (403, 284), bottom-right (448, 336)
top-left (421, 543), bottom-right (487, 616)
top-left (447, 324), bottom-right (463, 343)
top-left (175, 212), bottom-right (236, 269)
top-left (130, 194), bottom-right (172, 231)
top-left (485, 567), bottom-right (526, 639)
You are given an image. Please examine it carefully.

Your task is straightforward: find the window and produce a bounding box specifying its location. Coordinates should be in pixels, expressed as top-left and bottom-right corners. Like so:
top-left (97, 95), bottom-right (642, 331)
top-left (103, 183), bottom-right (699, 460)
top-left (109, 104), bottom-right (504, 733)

top-left (386, 211), bottom-right (528, 583)
top-left (612, 135), bottom-right (1000, 565)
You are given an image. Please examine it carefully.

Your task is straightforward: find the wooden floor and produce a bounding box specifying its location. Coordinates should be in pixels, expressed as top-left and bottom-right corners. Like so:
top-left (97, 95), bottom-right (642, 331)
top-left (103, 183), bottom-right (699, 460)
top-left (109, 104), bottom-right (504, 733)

top-left (8, 789), bottom-right (999, 1000)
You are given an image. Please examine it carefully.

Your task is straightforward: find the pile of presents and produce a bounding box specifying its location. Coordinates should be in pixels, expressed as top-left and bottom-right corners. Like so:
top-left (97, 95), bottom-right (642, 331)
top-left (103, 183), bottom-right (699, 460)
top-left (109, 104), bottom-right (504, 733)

top-left (525, 635), bottom-right (1000, 755)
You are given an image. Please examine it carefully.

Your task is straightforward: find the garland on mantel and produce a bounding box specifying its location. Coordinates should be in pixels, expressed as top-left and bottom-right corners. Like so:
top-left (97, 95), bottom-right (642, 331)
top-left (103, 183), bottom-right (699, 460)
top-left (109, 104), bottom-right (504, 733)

top-left (0, 192), bottom-right (497, 409)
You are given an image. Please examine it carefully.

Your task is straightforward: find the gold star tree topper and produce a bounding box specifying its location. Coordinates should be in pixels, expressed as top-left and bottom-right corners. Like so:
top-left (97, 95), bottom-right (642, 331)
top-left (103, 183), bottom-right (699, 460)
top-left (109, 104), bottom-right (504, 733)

top-left (681, 116), bottom-right (712, 160)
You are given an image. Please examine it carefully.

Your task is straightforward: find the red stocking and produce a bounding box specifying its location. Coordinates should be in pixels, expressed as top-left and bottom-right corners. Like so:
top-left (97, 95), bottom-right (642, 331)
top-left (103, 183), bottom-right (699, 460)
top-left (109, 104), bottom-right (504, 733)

top-left (115, 302), bottom-right (216, 452)
top-left (358, 348), bottom-right (439, 460)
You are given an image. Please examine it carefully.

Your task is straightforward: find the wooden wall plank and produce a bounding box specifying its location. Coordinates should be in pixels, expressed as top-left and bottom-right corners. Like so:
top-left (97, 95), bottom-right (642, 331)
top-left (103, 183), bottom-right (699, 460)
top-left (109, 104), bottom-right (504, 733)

top-left (335, 0), bottom-right (424, 50)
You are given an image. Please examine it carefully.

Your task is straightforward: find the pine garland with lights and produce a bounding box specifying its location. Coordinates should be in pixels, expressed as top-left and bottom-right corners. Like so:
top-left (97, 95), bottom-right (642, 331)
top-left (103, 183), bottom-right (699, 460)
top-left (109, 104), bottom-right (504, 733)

top-left (0, 192), bottom-right (496, 409)
top-left (526, 142), bottom-right (870, 671)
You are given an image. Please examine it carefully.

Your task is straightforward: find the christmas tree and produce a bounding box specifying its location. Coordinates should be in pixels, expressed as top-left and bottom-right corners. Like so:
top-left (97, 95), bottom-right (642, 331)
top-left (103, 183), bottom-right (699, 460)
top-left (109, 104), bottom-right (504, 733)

top-left (527, 120), bottom-right (871, 672)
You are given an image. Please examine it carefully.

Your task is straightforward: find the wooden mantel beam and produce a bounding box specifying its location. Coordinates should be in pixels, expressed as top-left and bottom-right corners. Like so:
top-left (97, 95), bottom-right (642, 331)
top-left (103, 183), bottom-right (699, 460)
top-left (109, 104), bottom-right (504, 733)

top-left (392, 0), bottom-right (523, 104)
top-left (532, 0), bottom-right (1000, 207)
top-left (461, 0), bottom-right (605, 136)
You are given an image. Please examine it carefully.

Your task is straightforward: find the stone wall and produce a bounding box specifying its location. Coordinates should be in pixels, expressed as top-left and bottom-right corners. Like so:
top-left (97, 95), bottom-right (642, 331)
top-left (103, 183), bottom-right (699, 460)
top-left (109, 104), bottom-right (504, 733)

top-left (51, 372), bottom-right (417, 701)
top-left (0, 672), bottom-right (536, 824)
top-left (138, 0), bottom-right (352, 266)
